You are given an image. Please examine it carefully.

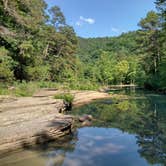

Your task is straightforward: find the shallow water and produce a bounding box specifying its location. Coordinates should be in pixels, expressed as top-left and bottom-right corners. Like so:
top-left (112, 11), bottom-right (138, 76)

top-left (0, 88), bottom-right (166, 166)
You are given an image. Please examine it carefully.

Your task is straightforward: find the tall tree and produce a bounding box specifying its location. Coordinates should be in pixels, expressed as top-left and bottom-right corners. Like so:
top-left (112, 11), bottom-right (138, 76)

top-left (155, 0), bottom-right (166, 89)
top-left (48, 6), bottom-right (66, 30)
top-left (138, 11), bottom-right (160, 75)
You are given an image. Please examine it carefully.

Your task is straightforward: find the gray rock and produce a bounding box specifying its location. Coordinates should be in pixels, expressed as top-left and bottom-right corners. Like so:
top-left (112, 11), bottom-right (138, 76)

top-left (79, 114), bottom-right (93, 122)
top-left (82, 120), bottom-right (92, 127)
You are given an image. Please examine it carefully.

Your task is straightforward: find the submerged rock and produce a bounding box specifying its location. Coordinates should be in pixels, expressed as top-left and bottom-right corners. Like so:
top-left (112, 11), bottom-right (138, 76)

top-left (79, 114), bottom-right (93, 122)
top-left (82, 120), bottom-right (92, 127)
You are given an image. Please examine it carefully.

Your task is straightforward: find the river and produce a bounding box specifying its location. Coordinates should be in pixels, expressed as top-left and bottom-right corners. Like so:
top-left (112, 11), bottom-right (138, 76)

top-left (0, 88), bottom-right (166, 166)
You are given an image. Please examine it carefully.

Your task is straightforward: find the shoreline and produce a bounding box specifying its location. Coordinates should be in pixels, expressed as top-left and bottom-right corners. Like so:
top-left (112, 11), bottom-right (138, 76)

top-left (0, 89), bottom-right (113, 154)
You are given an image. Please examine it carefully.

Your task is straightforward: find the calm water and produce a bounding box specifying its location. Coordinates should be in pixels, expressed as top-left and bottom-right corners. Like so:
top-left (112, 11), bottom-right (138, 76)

top-left (0, 89), bottom-right (166, 166)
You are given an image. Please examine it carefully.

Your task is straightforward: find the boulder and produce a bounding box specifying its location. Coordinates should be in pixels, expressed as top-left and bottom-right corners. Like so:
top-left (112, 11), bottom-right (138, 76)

top-left (82, 120), bottom-right (92, 127)
top-left (79, 114), bottom-right (93, 122)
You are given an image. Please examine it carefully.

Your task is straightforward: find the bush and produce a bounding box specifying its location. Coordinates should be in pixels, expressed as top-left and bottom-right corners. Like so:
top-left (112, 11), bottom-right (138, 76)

top-left (68, 80), bottom-right (100, 90)
top-left (54, 93), bottom-right (74, 103)
top-left (36, 81), bottom-right (65, 89)
top-left (26, 66), bottom-right (50, 81)
top-left (0, 81), bottom-right (39, 97)
top-left (0, 54), bottom-right (16, 82)
top-left (0, 63), bottom-right (14, 82)
top-left (13, 81), bottom-right (39, 96)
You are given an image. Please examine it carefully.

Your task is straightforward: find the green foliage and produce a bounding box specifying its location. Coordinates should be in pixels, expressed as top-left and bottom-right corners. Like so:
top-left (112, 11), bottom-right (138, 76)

top-left (13, 81), bottom-right (39, 97)
top-left (48, 5), bottom-right (66, 29)
top-left (77, 32), bottom-right (148, 86)
top-left (19, 40), bottom-right (34, 58)
top-left (26, 66), bottom-right (50, 81)
top-left (0, 0), bottom-right (165, 92)
top-left (0, 62), bottom-right (14, 82)
top-left (37, 81), bottom-right (60, 88)
top-left (138, 11), bottom-right (160, 30)
top-left (76, 7), bottom-right (165, 91)
top-left (0, 81), bottom-right (39, 96)
top-left (68, 80), bottom-right (100, 90)
top-left (158, 59), bottom-right (166, 89)
top-left (114, 60), bottom-right (129, 84)
top-left (95, 51), bottom-right (115, 84)
top-left (116, 101), bottom-right (131, 111)
top-left (54, 93), bottom-right (74, 103)
top-left (0, 47), bottom-right (16, 82)
top-left (0, 0), bottom-right (77, 83)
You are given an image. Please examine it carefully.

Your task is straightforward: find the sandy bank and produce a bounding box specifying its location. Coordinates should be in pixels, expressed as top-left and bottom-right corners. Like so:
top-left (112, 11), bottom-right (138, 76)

top-left (34, 89), bottom-right (112, 106)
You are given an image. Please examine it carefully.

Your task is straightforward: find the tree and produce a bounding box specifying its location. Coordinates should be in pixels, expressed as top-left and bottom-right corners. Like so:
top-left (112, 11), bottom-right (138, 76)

top-left (155, 0), bottom-right (166, 89)
top-left (95, 51), bottom-right (116, 85)
top-left (138, 11), bottom-right (160, 30)
top-left (0, 1), bottom-right (78, 83)
top-left (48, 6), bottom-right (66, 30)
top-left (138, 11), bottom-right (160, 75)
top-left (156, 0), bottom-right (166, 29)
top-left (114, 60), bottom-right (129, 84)
top-left (0, 47), bottom-right (15, 82)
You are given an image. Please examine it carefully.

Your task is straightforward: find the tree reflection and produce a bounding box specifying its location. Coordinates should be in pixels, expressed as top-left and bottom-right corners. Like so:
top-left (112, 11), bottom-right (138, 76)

top-left (72, 93), bottom-right (166, 165)
top-left (22, 92), bottom-right (166, 166)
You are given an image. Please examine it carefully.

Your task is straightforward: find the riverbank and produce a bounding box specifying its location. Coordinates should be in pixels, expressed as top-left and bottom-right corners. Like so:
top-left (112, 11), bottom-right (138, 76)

top-left (0, 89), bottom-right (116, 154)
top-left (34, 89), bottom-right (112, 106)
top-left (0, 96), bottom-right (73, 155)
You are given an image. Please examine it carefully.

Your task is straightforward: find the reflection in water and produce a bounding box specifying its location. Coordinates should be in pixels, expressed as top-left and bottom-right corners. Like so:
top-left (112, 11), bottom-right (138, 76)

top-left (72, 89), bottom-right (166, 166)
top-left (0, 89), bottom-right (166, 166)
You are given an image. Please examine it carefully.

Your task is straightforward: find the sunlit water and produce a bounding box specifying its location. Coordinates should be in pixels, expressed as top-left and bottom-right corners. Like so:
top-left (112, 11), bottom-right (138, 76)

top-left (0, 88), bottom-right (166, 166)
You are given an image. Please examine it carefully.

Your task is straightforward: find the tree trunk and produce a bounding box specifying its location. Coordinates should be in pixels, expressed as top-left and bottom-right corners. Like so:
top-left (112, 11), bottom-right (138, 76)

top-left (43, 43), bottom-right (49, 57)
top-left (2, 0), bottom-right (8, 10)
top-left (154, 57), bottom-right (157, 74)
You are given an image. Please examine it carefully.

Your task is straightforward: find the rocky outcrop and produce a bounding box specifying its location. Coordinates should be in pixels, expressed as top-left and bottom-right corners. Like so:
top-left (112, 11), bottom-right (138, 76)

top-left (0, 89), bottom-right (112, 154)
top-left (0, 96), bottom-right (73, 155)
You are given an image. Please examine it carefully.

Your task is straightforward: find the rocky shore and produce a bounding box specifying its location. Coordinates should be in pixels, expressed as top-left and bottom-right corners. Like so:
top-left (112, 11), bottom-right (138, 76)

top-left (0, 89), bottom-right (111, 154)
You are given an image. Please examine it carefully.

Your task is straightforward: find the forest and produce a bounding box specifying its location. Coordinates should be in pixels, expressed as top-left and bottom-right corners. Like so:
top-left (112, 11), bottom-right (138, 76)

top-left (0, 0), bottom-right (166, 94)
top-left (0, 1), bottom-right (166, 165)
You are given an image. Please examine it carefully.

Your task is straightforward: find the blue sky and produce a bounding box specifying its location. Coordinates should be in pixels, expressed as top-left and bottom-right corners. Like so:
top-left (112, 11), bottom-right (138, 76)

top-left (45, 0), bottom-right (156, 38)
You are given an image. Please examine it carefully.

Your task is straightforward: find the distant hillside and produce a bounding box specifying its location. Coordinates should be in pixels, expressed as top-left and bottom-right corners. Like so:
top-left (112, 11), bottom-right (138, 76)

top-left (77, 30), bottom-right (143, 61)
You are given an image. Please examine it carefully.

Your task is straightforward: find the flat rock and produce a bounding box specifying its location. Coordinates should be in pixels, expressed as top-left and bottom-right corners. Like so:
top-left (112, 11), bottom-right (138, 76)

top-left (0, 96), bottom-right (73, 154)
top-left (0, 89), bottom-right (112, 154)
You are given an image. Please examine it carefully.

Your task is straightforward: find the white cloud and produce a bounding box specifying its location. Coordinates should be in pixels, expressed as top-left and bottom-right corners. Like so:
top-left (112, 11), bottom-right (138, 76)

top-left (111, 27), bottom-right (120, 33)
top-left (75, 16), bottom-right (95, 26)
top-left (80, 16), bottom-right (95, 24)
